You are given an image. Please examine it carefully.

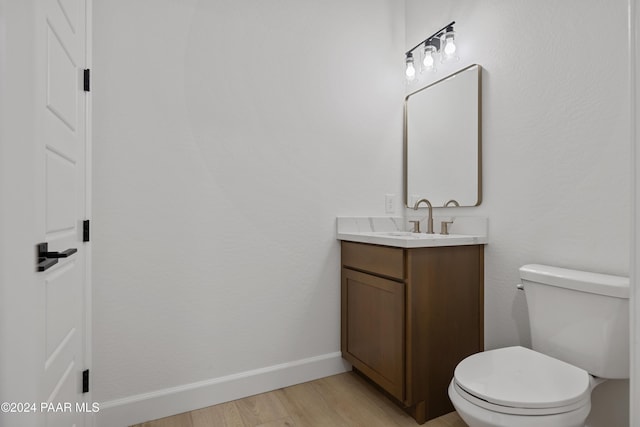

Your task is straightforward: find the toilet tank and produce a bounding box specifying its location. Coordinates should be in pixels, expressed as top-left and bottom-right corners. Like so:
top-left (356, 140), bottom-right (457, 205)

top-left (520, 264), bottom-right (629, 379)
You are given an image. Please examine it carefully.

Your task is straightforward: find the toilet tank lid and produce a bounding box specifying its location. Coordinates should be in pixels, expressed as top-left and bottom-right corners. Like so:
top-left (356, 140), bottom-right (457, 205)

top-left (520, 264), bottom-right (629, 299)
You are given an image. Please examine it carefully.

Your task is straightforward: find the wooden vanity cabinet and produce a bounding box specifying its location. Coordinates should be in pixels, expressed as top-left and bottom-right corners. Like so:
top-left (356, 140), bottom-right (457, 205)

top-left (341, 241), bottom-right (484, 424)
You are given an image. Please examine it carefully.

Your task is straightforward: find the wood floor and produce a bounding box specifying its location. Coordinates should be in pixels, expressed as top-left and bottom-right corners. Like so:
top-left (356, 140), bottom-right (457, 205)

top-left (131, 372), bottom-right (468, 427)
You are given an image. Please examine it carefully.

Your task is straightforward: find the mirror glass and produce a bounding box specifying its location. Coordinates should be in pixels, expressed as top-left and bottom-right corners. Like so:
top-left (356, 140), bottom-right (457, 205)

top-left (405, 64), bottom-right (482, 207)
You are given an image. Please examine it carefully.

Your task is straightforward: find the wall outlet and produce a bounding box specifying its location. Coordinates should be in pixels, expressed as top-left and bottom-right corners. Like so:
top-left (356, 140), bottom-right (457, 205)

top-left (385, 194), bottom-right (395, 214)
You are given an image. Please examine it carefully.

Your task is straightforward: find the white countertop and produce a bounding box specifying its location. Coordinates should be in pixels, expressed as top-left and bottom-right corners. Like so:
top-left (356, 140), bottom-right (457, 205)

top-left (336, 216), bottom-right (488, 248)
top-left (337, 231), bottom-right (487, 248)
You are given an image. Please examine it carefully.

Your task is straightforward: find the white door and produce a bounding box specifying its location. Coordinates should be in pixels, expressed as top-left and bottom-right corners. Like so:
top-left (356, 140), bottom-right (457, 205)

top-left (36, 0), bottom-right (91, 425)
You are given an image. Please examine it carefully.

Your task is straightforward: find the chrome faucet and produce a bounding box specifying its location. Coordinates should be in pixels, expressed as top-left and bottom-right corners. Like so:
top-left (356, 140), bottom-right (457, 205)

top-left (412, 198), bottom-right (434, 234)
top-left (443, 199), bottom-right (460, 207)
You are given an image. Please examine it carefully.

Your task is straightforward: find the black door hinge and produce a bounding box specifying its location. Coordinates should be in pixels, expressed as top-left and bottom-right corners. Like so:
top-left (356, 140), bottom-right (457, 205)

top-left (83, 69), bottom-right (90, 92)
top-left (83, 220), bottom-right (90, 242)
top-left (82, 369), bottom-right (89, 393)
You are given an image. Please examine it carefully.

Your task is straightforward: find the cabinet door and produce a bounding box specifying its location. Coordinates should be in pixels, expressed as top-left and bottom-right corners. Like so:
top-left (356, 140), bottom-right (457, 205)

top-left (342, 268), bottom-right (405, 401)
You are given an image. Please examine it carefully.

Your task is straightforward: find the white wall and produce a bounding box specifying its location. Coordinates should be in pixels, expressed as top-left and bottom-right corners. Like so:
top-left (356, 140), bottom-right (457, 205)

top-left (0, 1), bottom-right (42, 426)
top-left (93, 0), bottom-right (405, 423)
top-left (405, 1), bottom-right (630, 426)
top-left (632, 0), bottom-right (639, 424)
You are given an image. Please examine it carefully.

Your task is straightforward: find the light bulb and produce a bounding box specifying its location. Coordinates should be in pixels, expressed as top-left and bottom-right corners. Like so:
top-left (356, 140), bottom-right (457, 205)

top-left (406, 62), bottom-right (416, 80)
top-left (422, 44), bottom-right (437, 72)
top-left (444, 38), bottom-right (456, 56)
top-left (441, 28), bottom-right (458, 62)
top-left (405, 54), bottom-right (416, 81)
top-left (424, 55), bottom-right (434, 67)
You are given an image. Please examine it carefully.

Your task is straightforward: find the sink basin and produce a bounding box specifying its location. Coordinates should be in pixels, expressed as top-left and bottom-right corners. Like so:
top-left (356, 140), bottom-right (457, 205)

top-left (375, 231), bottom-right (458, 239)
top-left (382, 231), bottom-right (417, 237)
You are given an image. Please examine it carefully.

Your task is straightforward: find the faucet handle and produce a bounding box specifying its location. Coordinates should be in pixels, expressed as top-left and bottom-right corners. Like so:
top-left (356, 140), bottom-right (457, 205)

top-left (409, 220), bottom-right (421, 233)
top-left (440, 220), bottom-right (454, 235)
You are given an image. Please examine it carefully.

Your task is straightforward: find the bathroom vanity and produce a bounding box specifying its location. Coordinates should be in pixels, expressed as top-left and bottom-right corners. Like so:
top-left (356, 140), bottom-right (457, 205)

top-left (338, 224), bottom-right (485, 424)
top-left (336, 63), bottom-right (485, 424)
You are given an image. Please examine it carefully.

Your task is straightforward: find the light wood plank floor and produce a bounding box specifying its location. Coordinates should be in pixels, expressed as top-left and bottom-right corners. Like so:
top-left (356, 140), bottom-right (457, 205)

top-left (131, 372), bottom-right (468, 427)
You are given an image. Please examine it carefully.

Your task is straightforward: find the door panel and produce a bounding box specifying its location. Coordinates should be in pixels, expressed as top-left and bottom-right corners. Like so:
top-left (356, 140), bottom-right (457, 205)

top-left (57, 0), bottom-right (80, 33)
top-left (45, 360), bottom-right (79, 427)
top-left (39, 0), bottom-right (88, 425)
top-left (46, 23), bottom-right (78, 132)
top-left (45, 151), bottom-right (76, 233)
top-left (45, 261), bottom-right (80, 361)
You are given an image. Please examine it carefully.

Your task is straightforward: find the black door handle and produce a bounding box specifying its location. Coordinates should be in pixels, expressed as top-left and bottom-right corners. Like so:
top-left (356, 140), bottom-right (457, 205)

top-left (36, 242), bottom-right (77, 272)
top-left (44, 248), bottom-right (78, 258)
top-left (37, 258), bottom-right (58, 272)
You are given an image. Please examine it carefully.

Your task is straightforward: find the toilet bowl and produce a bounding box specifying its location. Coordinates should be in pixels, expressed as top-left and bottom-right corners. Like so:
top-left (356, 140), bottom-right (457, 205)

top-left (449, 264), bottom-right (629, 427)
top-left (449, 346), bottom-right (593, 427)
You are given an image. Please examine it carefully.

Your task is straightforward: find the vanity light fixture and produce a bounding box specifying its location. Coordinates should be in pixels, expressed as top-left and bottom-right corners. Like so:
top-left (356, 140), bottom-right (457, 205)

top-left (405, 21), bottom-right (457, 82)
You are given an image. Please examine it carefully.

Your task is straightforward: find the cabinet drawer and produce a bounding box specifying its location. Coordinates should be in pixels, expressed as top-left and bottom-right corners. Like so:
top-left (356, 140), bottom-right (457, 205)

top-left (341, 241), bottom-right (404, 280)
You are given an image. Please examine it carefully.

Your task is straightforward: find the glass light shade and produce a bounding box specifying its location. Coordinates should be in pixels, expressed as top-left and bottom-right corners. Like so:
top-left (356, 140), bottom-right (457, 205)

top-left (405, 54), bottom-right (417, 81)
top-left (441, 29), bottom-right (458, 62)
top-left (422, 45), bottom-right (437, 72)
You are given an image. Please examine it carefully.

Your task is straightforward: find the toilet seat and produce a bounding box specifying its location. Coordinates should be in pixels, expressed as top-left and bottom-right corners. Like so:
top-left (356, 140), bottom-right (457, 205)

top-left (454, 346), bottom-right (591, 415)
top-left (453, 381), bottom-right (590, 416)
top-left (449, 380), bottom-right (592, 427)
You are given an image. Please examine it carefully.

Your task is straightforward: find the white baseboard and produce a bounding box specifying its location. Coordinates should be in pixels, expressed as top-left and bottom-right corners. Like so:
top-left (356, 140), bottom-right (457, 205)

top-left (95, 352), bottom-right (350, 427)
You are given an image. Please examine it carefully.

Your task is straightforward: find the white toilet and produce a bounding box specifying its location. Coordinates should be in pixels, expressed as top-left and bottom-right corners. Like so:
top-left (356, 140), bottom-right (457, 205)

top-left (448, 264), bottom-right (629, 427)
